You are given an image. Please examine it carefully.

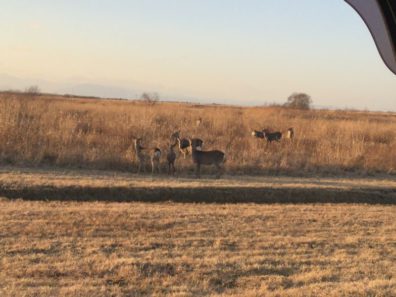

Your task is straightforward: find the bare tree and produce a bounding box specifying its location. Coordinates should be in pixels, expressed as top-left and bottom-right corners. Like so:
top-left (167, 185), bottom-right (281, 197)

top-left (284, 92), bottom-right (312, 109)
top-left (24, 85), bottom-right (41, 96)
top-left (141, 92), bottom-right (159, 105)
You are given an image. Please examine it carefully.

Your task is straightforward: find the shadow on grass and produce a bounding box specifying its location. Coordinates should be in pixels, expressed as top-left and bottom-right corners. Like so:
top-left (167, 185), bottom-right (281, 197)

top-left (0, 184), bottom-right (394, 204)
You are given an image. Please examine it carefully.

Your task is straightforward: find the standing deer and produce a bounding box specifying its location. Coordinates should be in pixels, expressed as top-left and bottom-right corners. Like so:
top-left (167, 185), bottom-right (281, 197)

top-left (262, 129), bottom-right (282, 143)
top-left (166, 141), bottom-right (177, 175)
top-left (170, 131), bottom-right (180, 144)
top-left (177, 137), bottom-right (191, 158)
top-left (171, 131), bottom-right (189, 158)
top-left (151, 147), bottom-right (161, 174)
top-left (196, 117), bottom-right (202, 127)
top-left (133, 138), bottom-right (146, 173)
top-left (170, 131), bottom-right (203, 158)
top-left (191, 138), bottom-right (225, 178)
top-left (251, 130), bottom-right (265, 139)
top-left (286, 127), bottom-right (294, 140)
top-left (190, 138), bottom-right (203, 150)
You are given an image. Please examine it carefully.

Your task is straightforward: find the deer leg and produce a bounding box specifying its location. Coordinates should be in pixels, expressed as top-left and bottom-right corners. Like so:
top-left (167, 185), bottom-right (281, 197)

top-left (170, 163), bottom-right (174, 175)
top-left (141, 159), bottom-right (146, 173)
top-left (215, 163), bottom-right (221, 179)
top-left (196, 163), bottom-right (201, 178)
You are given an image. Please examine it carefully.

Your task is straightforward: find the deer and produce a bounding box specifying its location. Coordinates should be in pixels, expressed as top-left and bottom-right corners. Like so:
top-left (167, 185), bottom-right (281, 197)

top-left (286, 127), bottom-right (294, 140)
top-left (262, 129), bottom-right (282, 143)
top-left (190, 138), bottom-right (225, 179)
top-left (170, 131), bottom-right (203, 158)
top-left (166, 141), bottom-right (177, 175)
top-left (133, 138), bottom-right (146, 173)
top-left (251, 130), bottom-right (265, 139)
top-left (196, 117), bottom-right (202, 127)
top-left (190, 138), bottom-right (203, 150)
top-left (133, 138), bottom-right (162, 174)
top-left (171, 131), bottom-right (190, 158)
top-left (151, 147), bottom-right (161, 174)
top-left (177, 137), bottom-right (191, 158)
top-left (170, 131), bottom-right (181, 144)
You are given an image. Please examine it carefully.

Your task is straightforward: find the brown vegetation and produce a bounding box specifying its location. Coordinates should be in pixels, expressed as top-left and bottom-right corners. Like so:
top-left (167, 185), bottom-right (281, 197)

top-left (0, 92), bottom-right (395, 176)
top-left (0, 199), bottom-right (395, 296)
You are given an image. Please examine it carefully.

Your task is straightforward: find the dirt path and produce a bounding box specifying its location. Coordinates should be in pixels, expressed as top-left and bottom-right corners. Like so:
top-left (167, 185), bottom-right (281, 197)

top-left (0, 166), bottom-right (395, 203)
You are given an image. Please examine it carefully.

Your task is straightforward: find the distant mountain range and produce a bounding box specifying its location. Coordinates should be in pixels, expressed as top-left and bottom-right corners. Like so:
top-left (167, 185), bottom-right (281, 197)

top-left (2, 74), bottom-right (394, 112)
top-left (0, 73), bottom-right (222, 106)
top-left (0, 73), bottom-right (141, 99)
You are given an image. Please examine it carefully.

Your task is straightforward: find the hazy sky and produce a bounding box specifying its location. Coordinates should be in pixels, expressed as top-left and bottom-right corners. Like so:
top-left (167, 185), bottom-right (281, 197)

top-left (1, 0), bottom-right (395, 110)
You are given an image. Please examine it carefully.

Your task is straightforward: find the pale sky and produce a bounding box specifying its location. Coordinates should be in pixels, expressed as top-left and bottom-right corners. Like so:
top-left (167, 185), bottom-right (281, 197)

top-left (1, 0), bottom-right (395, 110)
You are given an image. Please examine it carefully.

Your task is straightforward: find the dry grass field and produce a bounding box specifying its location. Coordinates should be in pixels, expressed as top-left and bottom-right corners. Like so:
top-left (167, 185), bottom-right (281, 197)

top-left (0, 92), bottom-right (395, 176)
top-left (0, 199), bottom-right (395, 297)
top-left (0, 92), bottom-right (395, 297)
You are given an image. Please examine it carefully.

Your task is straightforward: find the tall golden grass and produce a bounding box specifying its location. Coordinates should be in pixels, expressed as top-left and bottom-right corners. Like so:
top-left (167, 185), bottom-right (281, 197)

top-left (0, 92), bottom-right (395, 175)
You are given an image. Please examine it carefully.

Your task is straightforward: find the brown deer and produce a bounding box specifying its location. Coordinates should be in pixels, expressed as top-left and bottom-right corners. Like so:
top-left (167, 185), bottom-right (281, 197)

top-left (166, 141), bottom-right (177, 175)
top-left (170, 130), bottom-right (180, 144)
top-left (177, 137), bottom-right (191, 158)
top-left (151, 147), bottom-right (161, 174)
top-left (251, 130), bottom-right (265, 139)
top-left (190, 138), bottom-right (203, 150)
top-left (191, 138), bottom-right (225, 178)
top-left (262, 129), bottom-right (282, 143)
top-left (133, 138), bottom-right (146, 173)
top-left (170, 131), bottom-right (204, 158)
top-left (171, 131), bottom-right (190, 158)
top-left (286, 127), bottom-right (294, 140)
top-left (196, 117), bottom-right (202, 127)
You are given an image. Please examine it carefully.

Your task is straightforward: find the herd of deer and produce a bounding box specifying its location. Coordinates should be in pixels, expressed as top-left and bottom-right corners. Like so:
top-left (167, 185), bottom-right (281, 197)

top-left (133, 126), bottom-right (294, 178)
top-left (251, 127), bottom-right (294, 143)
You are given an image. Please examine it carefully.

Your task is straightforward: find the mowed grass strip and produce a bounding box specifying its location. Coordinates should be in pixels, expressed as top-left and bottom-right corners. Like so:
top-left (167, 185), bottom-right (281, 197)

top-left (0, 167), bottom-right (395, 203)
top-left (0, 200), bottom-right (395, 296)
